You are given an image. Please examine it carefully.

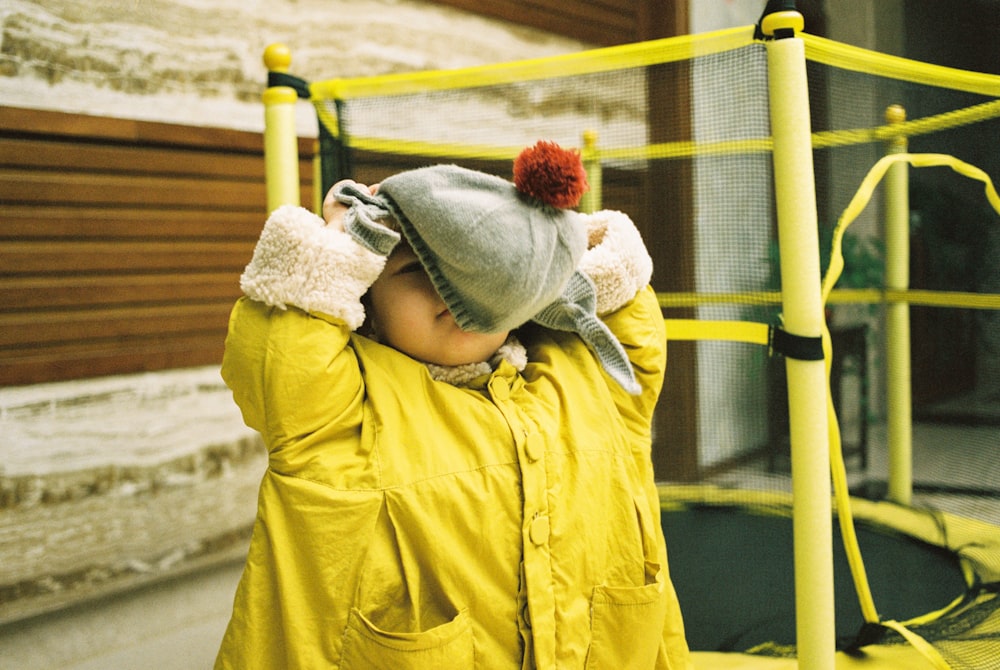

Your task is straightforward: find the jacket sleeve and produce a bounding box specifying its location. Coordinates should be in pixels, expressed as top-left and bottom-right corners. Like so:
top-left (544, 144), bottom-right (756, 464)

top-left (239, 204), bottom-right (389, 329)
top-left (221, 205), bottom-right (388, 465)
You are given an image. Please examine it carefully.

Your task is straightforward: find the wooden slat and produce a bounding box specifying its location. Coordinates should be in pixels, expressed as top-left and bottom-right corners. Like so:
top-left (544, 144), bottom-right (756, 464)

top-left (433, 0), bottom-right (637, 45)
top-left (0, 303), bottom-right (234, 347)
top-left (0, 333), bottom-right (227, 387)
top-left (432, 0), bottom-right (688, 46)
top-left (583, 0), bottom-right (634, 11)
top-left (0, 169), bottom-right (267, 210)
top-left (3, 107), bottom-right (262, 153)
top-left (0, 206), bottom-right (263, 240)
top-left (0, 240), bottom-right (253, 275)
top-left (0, 273), bottom-right (241, 311)
top-left (440, 0), bottom-right (635, 31)
top-left (0, 136), bottom-right (266, 178)
top-left (0, 173), bottom-right (313, 213)
top-left (522, 0), bottom-right (635, 29)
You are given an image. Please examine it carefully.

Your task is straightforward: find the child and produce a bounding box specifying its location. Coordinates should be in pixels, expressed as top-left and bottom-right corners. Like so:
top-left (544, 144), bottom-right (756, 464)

top-left (215, 141), bottom-right (691, 669)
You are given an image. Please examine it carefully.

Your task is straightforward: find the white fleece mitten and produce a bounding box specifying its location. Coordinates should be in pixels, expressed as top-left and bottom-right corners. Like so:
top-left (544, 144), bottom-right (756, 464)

top-left (239, 205), bottom-right (391, 330)
top-left (577, 210), bottom-right (654, 315)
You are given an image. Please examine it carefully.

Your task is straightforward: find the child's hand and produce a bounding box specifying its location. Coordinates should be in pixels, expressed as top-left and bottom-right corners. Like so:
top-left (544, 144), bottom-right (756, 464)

top-left (322, 180), bottom-right (380, 232)
top-left (322, 180), bottom-right (355, 232)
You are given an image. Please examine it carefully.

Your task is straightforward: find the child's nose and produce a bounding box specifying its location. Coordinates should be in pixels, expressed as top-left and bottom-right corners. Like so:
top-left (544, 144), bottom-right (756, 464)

top-left (421, 278), bottom-right (447, 309)
top-left (432, 291), bottom-right (448, 313)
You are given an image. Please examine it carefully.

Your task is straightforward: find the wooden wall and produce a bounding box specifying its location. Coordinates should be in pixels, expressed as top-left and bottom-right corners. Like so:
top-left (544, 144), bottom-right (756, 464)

top-left (432, 0), bottom-right (689, 45)
top-left (0, 107), bottom-right (315, 387)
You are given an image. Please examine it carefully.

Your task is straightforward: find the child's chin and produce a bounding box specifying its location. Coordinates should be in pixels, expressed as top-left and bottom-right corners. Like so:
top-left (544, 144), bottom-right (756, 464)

top-left (414, 332), bottom-right (508, 368)
top-left (425, 346), bottom-right (494, 367)
top-left (426, 353), bottom-right (486, 367)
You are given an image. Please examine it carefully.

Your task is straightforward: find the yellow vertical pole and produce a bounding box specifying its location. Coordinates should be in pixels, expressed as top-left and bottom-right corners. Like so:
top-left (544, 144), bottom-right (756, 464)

top-left (579, 129), bottom-right (602, 214)
top-left (884, 104), bottom-right (912, 505)
top-left (262, 43), bottom-right (301, 212)
top-left (313, 139), bottom-right (323, 215)
top-left (762, 10), bottom-right (835, 670)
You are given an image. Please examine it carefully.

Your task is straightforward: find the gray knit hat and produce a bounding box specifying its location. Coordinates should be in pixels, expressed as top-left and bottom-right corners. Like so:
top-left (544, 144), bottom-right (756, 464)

top-left (337, 141), bottom-right (640, 393)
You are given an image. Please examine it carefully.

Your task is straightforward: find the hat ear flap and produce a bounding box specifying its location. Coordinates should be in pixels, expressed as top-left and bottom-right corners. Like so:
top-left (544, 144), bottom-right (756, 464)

top-left (335, 182), bottom-right (401, 256)
top-left (532, 271), bottom-right (640, 395)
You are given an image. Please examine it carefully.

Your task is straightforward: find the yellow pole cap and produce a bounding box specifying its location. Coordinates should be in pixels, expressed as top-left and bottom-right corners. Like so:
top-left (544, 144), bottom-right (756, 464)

top-left (885, 104), bottom-right (907, 124)
top-left (264, 43), bottom-right (292, 73)
top-left (760, 10), bottom-right (805, 37)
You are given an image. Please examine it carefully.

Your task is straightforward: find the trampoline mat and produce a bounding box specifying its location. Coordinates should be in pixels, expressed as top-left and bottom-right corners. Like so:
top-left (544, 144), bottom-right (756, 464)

top-left (661, 503), bottom-right (968, 652)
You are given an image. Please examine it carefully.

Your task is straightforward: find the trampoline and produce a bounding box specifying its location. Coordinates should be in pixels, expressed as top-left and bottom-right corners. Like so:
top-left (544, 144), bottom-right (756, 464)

top-left (659, 485), bottom-right (1000, 664)
top-left (259, 3), bottom-right (1000, 667)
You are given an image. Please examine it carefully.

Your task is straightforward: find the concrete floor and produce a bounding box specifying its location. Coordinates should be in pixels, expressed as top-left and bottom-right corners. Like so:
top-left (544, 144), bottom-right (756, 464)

top-left (708, 419), bottom-right (1000, 525)
top-left (0, 561), bottom-right (242, 670)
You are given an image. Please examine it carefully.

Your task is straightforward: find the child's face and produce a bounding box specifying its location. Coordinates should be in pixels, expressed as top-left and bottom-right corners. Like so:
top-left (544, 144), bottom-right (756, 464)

top-left (367, 243), bottom-right (510, 367)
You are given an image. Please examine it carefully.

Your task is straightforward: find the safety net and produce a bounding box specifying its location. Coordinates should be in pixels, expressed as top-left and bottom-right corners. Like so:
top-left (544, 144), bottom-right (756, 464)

top-left (267, 21), bottom-right (1000, 669)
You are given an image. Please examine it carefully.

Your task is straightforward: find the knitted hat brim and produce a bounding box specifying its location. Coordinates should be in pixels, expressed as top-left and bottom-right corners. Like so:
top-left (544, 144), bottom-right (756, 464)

top-left (377, 165), bottom-right (587, 334)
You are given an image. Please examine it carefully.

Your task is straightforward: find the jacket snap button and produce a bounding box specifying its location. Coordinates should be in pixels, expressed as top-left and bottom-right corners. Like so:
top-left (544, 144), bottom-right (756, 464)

top-left (529, 515), bottom-right (550, 545)
top-left (491, 382), bottom-right (510, 401)
top-left (524, 436), bottom-right (542, 462)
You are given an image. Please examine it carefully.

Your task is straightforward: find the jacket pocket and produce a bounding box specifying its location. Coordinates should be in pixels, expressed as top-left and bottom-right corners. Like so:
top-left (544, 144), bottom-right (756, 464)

top-left (586, 579), bottom-right (668, 670)
top-left (340, 607), bottom-right (474, 670)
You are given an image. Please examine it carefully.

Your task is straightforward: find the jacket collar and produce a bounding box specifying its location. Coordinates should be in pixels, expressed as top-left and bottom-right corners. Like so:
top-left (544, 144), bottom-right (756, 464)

top-left (425, 335), bottom-right (526, 387)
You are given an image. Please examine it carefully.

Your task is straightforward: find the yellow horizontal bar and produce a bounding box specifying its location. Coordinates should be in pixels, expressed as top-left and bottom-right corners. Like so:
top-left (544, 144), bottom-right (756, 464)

top-left (320, 94), bottom-right (1000, 160)
top-left (881, 289), bottom-right (1000, 310)
top-left (320, 97), bottom-right (1000, 160)
top-left (812, 99), bottom-right (1000, 151)
top-left (664, 319), bottom-right (770, 344)
top-left (657, 289), bottom-right (1000, 310)
top-left (312, 29), bottom-right (1000, 102)
top-left (658, 291), bottom-right (781, 308)
top-left (310, 26), bottom-right (755, 101)
top-left (823, 288), bottom-right (884, 305)
top-left (803, 32), bottom-right (1000, 97)
top-left (325, 136), bottom-right (525, 162)
top-left (616, 137), bottom-right (773, 161)
top-left (331, 133), bottom-right (775, 162)
top-left (311, 31), bottom-right (1000, 157)
top-left (321, 106), bottom-right (1000, 158)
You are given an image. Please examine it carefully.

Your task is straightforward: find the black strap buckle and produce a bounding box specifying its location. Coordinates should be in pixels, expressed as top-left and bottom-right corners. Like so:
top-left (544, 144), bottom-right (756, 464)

top-left (769, 320), bottom-right (824, 361)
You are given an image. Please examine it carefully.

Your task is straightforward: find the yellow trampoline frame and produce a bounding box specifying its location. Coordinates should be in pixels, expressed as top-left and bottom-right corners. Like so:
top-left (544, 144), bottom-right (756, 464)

top-left (259, 8), bottom-right (1000, 669)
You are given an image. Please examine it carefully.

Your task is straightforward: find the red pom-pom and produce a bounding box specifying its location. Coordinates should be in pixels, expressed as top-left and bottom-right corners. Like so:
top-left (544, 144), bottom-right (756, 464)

top-left (513, 140), bottom-right (588, 209)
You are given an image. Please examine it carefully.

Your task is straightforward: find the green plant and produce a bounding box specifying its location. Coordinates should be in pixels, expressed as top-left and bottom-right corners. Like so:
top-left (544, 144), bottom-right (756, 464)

top-left (766, 224), bottom-right (885, 291)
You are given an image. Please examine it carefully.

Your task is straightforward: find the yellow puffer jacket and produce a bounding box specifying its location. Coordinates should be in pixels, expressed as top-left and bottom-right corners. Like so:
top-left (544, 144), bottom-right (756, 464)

top-left (215, 206), bottom-right (691, 670)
